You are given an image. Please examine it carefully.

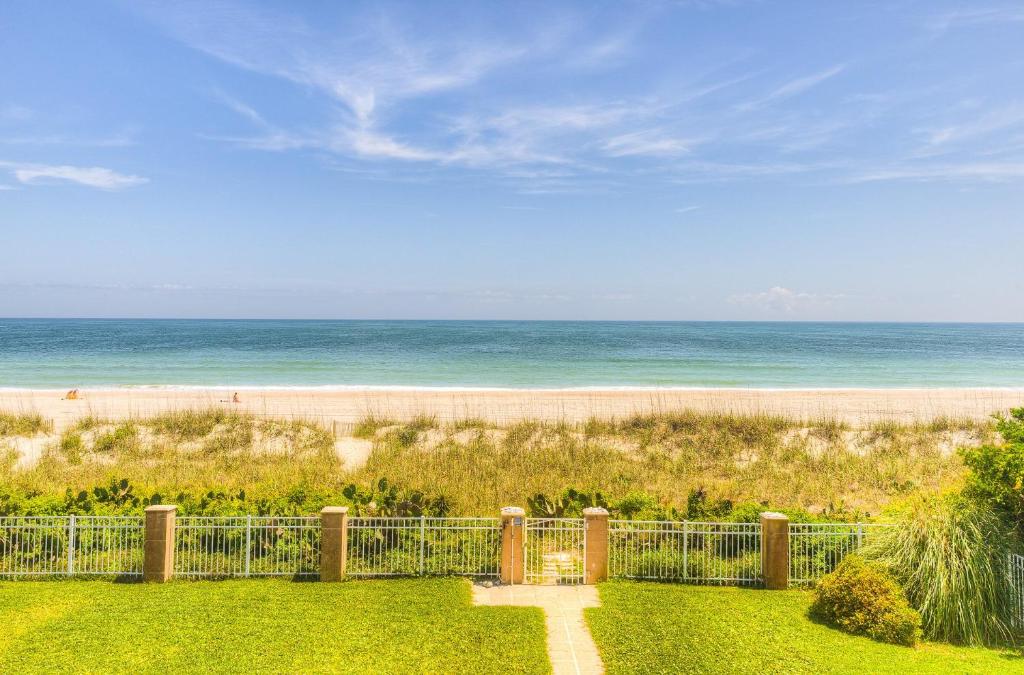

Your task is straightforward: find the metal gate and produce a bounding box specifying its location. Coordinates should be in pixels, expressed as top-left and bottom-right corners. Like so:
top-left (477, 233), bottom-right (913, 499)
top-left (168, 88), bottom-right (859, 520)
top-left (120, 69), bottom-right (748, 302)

top-left (523, 518), bottom-right (585, 584)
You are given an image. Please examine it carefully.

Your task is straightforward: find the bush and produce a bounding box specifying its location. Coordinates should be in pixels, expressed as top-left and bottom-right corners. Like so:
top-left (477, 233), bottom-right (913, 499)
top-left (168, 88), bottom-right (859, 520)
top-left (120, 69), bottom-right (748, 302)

top-left (961, 407), bottom-right (1024, 533)
top-left (811, 554), bottom-right (921, 646)
top-left (864, 491), bottom-right (1017, 645)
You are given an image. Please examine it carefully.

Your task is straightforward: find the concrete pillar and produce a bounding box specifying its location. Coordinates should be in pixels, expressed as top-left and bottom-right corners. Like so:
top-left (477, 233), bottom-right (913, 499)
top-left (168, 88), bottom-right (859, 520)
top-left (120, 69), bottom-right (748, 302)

top-left (500, 506), bottom-right (525, 584)
top-left (320, 506), bottom-right (349, 581)
top-left (583, 507), bottom-right (609, 584)
top-left (760, 512), bottom-right (790, 590)
top-left (143, 505), bottom-right (176, 582)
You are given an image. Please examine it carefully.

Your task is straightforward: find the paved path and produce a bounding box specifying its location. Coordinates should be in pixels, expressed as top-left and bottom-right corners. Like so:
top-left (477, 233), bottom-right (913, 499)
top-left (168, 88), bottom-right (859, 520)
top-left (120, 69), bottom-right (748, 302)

top-left (473, 584), bottom-right (604, 675)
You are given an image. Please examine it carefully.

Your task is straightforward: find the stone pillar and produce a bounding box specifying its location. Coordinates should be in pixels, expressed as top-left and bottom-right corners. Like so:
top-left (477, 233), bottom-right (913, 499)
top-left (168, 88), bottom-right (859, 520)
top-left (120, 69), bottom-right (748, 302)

top-left (143, 505), bottom-right (176, 582)
top-left (320, 506), bottom-right (349, 581)
top-left (583, 507), bottom-right (610, 584)
top-left (760, 512), bottom-right (790, 590)
top-left (500, 506), bottom-right (525, 585)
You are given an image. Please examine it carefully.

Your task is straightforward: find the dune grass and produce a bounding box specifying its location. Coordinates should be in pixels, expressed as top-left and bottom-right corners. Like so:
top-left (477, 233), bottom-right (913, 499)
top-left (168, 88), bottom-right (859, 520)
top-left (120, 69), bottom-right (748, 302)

top-left (0, 408), bottom-right (991, 516)
top-left (350, 411), bottom-right (987, 516)
top-left (0, 412), bottom-right (51, 437)
top-left (586, 581), bottom-right (1024, 674)
top-left (0, 578), bottom-right (549, 674)
top-left (8, 409), bottom-right (342, 501)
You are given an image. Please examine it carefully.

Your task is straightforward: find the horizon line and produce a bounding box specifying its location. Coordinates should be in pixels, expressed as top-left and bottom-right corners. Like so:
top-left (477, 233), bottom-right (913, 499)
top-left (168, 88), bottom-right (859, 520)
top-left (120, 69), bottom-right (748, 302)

top-left (2, 317), bottom-right (1024, 325)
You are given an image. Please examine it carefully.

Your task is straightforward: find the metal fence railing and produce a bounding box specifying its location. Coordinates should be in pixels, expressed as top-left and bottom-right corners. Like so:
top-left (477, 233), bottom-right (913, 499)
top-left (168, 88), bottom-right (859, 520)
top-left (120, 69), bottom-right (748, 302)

top-left (174, 516), bottom-right (320, 578)
top-left (524, 518), bottom-right (585, 584)
top-left (789, 522), bottom-right (891, 585)
top-left (0, 515), bottom-right (144, 578)
top-left (347, 517), bottom-right (500, 578)
top-left (2, 513), bottom-right (898, 587)
top-left (1011, 553), bottom-right (1024, 629)
top-left (70, 516), bottom-right (145, 576)
top-left (423, 518), bottom-right (501, 577)
top-left (609, 520), bottom-right (762, 585)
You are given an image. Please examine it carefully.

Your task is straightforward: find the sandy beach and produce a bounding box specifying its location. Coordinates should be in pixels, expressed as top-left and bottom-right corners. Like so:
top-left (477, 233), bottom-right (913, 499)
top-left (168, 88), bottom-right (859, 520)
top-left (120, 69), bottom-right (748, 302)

top-left (2, 387), bottom-right (1022, 430)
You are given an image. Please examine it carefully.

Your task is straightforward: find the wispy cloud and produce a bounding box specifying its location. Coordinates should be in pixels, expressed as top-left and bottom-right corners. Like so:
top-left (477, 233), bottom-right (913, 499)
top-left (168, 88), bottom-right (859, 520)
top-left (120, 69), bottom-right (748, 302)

top-left (737, 65), bottom-right (845, 111)
top-left (0, 133), bottom-right (137, 148)
top-left (146, 1), bottom-right (533, 142)
top-left (928, 7), bottom-right (1024, 36)
top-left (2, 161), bottom-right (148, 190)
top-left (601, 130), bottom-right (694, 157)
top-left (922, 102), bottom-right (1024, 148)
top-left (728, 286), bottom-right (846, 313)
top-left (136, 2), bottom-right (1024, 190)
top-left (669, 159), bottom-right (843, 183)
top-left (847, 162), bottom-right (1024, 183)
top-left (675, 206), bottom-right (700, 214)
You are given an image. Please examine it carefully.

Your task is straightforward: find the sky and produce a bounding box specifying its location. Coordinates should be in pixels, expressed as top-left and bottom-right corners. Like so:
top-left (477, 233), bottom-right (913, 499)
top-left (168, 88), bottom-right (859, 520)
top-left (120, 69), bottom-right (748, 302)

top-left (1, 0), bottom-right (1023, 321)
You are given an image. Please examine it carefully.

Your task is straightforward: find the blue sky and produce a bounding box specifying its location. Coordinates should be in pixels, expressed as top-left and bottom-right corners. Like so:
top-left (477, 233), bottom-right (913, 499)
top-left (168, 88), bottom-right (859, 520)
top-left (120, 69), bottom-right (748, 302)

top-left (1, 0), bottom-right (1023, 320)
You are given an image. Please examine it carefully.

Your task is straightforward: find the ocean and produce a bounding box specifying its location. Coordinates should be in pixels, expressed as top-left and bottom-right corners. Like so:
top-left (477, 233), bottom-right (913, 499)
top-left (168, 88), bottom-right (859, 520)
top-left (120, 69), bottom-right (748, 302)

top-left (0, 319), bottom-right (1022, 389)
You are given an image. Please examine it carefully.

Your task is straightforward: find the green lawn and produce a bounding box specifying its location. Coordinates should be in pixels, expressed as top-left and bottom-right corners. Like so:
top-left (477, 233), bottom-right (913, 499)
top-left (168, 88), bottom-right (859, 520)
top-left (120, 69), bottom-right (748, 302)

top-left (586, 581), bottom-right (1024, 674)
top-left (0, 578), bottom-right (549, 674)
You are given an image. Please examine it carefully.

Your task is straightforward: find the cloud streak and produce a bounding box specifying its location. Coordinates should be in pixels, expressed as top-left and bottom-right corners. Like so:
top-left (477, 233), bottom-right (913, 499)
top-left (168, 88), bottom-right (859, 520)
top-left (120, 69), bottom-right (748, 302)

top-left (2, 162), bottom-right (148, 190)
top-left (737, 65), bottom-right (845, 111)
top-left (728, 286), bottom-right (847, 313)
top-left (135, 2), bottom-right (1024, 189)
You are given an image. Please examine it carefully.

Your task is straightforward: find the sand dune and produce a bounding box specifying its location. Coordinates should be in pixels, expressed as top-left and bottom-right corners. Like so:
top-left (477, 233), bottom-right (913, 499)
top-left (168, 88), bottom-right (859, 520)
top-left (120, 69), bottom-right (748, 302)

top-left (1, 387), bottom-right (1022, 430)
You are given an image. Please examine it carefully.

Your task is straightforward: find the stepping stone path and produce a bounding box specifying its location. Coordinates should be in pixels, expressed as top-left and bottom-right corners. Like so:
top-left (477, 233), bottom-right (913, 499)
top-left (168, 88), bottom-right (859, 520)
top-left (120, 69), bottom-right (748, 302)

top-left (473, 583), bottom-right (603, 675)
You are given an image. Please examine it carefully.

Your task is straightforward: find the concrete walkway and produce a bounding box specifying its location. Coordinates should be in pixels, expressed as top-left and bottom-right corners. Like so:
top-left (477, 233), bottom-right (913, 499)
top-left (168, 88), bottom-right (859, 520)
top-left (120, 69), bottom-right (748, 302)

top-left (472, 584), bottom-right (603, 675)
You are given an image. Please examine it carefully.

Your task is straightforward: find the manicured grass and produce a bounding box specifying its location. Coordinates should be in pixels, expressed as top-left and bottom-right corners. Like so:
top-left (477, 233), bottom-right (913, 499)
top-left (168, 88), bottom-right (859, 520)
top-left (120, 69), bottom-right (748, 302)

top-left (0, 578), bottom-right (549, 674)
top-left (586, 581), bottom-right (1024, 674)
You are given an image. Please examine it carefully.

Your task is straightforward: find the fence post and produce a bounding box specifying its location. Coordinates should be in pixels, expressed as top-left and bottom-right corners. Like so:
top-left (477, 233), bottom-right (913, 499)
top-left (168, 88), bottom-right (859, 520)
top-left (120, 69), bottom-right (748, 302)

top-left (320, 506), bottom-right (349, 582)
top-left (244, 515), bottom-right (252, 577)
top-left (419, 515), bottom-right (426, 576)
top-left (143, 505), bottom-right (176, 582)
top-left (583, 507), bottom-right (609, 584)
top-left (760, 512), bottom-right (790, 590)
top-left (67, 514), bottom-right (76, 576)
top-left (500, 507), bottom-right (525, 585)
top-left (682, 520), bottom-right (689, 581)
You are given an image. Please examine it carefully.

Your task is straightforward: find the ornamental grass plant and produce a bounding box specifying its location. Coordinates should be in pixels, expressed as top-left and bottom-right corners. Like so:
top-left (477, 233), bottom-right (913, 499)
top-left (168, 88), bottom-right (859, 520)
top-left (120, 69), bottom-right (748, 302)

top-left (864, 491), bottom-right (1018, 646)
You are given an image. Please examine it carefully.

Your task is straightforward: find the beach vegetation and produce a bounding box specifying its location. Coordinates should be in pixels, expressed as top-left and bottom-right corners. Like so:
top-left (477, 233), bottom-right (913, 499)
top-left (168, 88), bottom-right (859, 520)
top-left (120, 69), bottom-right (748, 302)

top-left (863, 491), bottom-right (1018, 645)
top-left (352, 415), bottom-right (394, 439)
top-left (0, 408), bottom-right (996, 518)
top-left (3, 409), bottom-right (342, 512)
top-left (961, 408), bottom-right (1024, 534)
top-left (353, 411), bottom-right (986, 517)
top-left (0, 412), bottom-right (52, 437)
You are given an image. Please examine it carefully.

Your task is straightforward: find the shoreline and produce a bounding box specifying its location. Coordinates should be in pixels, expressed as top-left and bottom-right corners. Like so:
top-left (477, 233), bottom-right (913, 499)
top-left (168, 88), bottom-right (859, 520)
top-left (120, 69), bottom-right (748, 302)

top-left (2, 386), bottom-right (1023, 429)
top-left (4, 385), bottom-right (1024, 392)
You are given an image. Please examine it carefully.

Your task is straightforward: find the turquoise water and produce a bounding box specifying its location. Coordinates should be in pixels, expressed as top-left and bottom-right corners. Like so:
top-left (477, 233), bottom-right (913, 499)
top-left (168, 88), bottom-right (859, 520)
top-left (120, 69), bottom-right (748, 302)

top-left (0, 319), bottom-right (1022, 388)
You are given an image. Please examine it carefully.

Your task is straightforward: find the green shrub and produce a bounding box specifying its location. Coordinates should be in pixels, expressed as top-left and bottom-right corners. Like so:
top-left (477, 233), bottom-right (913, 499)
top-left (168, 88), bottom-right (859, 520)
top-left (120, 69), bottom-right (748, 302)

top-left (811, 554), bottom-right (921, 646)
top-left (961, 407), bottom-right (1024, 533)
top-left (864, 491), bottom-right (1017, 645)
